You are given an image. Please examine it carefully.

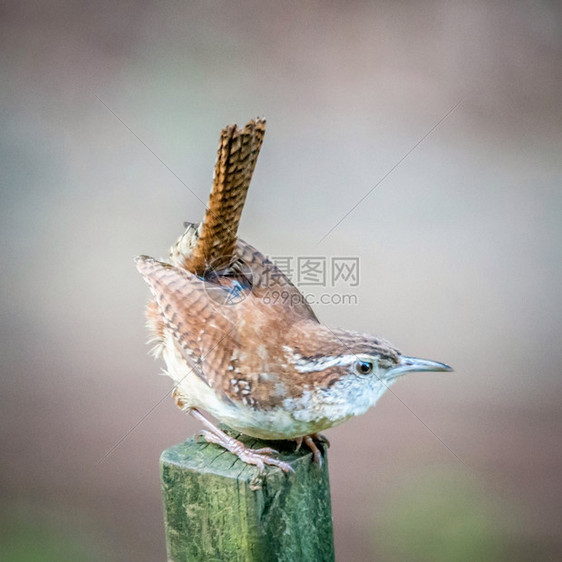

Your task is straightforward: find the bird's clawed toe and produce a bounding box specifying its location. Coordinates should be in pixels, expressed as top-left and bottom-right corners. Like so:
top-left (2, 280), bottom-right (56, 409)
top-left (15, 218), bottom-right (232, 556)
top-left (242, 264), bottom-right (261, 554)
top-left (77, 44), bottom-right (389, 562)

top-left (252, 446), bottom-right (279, 456)
top-left (294, 434), bottom-right (328, 466)
top-left (313, 433), bottom-right (330, 448)
top-left (193, 415), bottom-right (293, 473)
top-left (303, 435), bottom-right (323, 466)
top-left (237, 448), bottom-right (294, 473)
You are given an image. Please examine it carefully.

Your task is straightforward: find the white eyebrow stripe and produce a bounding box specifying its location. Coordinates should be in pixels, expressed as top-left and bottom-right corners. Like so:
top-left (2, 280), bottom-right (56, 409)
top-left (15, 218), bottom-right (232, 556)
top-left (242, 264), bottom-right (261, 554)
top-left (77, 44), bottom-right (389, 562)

top-left (293, 354), bottom-right (358, 373)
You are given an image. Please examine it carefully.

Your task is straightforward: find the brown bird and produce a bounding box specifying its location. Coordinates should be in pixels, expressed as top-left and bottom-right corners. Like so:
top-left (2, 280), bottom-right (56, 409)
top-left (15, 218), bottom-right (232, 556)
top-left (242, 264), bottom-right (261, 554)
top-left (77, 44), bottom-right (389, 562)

top-left (136, 118), bottom-right (451, 472)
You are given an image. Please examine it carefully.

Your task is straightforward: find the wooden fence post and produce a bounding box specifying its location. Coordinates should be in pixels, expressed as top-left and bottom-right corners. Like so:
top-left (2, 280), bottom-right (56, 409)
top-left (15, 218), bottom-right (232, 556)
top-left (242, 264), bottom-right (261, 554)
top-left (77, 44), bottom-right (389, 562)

top-left (160, 431), bottom-right (335, 561)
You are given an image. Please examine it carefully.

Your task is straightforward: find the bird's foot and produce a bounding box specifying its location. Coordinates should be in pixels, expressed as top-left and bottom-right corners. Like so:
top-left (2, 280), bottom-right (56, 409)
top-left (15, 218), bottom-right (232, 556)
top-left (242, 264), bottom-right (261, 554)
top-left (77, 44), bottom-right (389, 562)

top-left (294, 433), bottom-right (329, 466)
top-left (199, 429), bottom-right (294, 473)
top-left (189, 408), bottom-right (294, 473)
top-left (313, 433), bottom-right (330, 448)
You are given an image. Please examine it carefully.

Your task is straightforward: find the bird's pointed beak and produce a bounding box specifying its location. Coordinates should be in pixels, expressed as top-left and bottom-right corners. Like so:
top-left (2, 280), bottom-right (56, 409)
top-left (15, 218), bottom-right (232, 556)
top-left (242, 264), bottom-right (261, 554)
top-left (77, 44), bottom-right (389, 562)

top-left (388, 356), bottom-right (453, 378)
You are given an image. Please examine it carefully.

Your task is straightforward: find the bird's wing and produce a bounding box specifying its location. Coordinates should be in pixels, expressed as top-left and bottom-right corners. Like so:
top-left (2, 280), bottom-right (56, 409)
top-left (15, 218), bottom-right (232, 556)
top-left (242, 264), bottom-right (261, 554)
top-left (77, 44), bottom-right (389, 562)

top-left (135, 255), bottom-right (242, 393)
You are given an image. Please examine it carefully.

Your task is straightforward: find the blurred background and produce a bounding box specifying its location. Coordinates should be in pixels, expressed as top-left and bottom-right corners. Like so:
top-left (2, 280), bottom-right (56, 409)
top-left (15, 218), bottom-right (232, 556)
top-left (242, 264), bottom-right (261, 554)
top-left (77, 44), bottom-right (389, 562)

top-left (1, 1), bottom-right (561, 560)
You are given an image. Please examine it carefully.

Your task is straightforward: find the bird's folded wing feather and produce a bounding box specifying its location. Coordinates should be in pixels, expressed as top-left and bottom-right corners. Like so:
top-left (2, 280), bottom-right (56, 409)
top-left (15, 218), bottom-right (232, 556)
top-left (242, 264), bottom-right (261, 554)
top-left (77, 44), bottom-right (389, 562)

top-left (136, 256), bottom-right (241, 392)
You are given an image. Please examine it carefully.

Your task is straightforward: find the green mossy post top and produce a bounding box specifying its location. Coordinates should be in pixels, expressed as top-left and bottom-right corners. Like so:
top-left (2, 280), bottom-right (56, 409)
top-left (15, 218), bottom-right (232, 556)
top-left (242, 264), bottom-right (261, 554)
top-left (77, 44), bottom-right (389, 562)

top-left (160, 432), bottom-right (335, 562)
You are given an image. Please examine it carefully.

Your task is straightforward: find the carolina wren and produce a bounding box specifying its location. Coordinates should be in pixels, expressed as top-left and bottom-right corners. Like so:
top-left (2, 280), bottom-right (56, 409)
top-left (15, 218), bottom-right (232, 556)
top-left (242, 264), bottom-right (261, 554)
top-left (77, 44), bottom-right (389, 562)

top-left (136, 118), bottom-right (451, 472)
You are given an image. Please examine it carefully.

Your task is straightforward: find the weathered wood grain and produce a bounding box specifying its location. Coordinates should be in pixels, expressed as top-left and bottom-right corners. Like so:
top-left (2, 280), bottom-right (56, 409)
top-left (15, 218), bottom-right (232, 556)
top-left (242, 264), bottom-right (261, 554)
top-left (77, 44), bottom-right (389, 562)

top-left (160, 432), bottom-right (334, 562)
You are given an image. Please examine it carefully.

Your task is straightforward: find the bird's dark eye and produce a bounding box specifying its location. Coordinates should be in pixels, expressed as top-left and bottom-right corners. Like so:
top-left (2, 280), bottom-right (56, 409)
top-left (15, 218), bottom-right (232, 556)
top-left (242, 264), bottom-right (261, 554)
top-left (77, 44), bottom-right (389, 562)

top-left (354, 360), bottom-right (374, 375)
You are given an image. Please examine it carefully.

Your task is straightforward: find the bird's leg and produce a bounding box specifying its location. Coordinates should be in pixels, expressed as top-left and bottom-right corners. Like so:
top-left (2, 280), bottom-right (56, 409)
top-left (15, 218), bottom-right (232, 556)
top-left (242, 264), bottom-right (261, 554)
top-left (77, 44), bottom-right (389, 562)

top-left (303, 435), bottom-right (323, 466)
top-left (173, 390), bottom-right (294, 473)
top-left (190, 409), bottom-right (294, 473)
top-left (173, 389), bottom-right (288, 470)
top-left (298, 433), bottom-right (330, 466)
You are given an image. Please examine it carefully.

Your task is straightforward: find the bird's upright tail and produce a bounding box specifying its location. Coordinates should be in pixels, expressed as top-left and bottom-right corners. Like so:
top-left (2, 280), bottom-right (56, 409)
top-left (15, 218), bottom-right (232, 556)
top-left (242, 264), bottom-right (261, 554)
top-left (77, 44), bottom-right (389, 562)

top-left (170, 118), bottom-right (266, 276)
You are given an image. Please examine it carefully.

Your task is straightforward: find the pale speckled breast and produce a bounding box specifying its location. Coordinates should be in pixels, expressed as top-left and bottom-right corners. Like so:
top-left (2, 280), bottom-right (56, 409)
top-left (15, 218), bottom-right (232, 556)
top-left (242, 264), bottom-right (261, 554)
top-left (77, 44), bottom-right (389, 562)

top-left (165, 333), bottom-right (391, 440)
